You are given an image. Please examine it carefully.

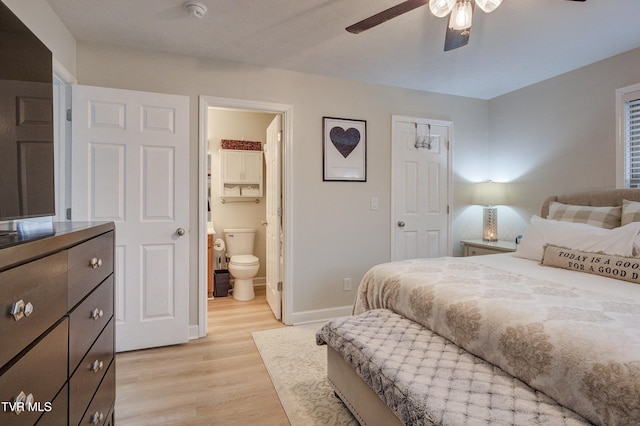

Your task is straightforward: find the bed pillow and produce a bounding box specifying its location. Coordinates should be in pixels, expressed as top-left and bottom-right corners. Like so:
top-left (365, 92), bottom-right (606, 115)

top-left (513, 216), bottom-right (546, 260)
top-left (547, 201), bottom-right (621, 229)
top-left (622, 199), bottom-right (640, 225)
top-left (513, 216), bottom-right (640, 262)
top-left (541, 244), bottom-right (640, 284)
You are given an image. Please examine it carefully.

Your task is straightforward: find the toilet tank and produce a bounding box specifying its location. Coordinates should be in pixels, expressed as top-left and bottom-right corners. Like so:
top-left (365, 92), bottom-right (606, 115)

top-left (223, 228), bottom-right (256, 256)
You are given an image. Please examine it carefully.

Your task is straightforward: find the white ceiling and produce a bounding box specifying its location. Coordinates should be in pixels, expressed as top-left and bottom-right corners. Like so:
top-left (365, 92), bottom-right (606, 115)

top-left (46, 0), bottom-right (640, 99)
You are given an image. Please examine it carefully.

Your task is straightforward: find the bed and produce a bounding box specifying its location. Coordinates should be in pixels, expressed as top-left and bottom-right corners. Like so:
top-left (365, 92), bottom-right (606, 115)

top-left (317, 189), bottom-right (640, 426)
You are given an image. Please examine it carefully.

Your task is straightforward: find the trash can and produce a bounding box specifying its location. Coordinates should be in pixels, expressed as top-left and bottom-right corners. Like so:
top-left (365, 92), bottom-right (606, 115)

top-left (214, 269), bottom-right (230, 297)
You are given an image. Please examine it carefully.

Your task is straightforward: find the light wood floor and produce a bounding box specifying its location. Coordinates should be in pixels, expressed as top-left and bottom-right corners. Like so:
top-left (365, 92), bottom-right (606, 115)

top-left (114, 287), bottom-right (290, 425)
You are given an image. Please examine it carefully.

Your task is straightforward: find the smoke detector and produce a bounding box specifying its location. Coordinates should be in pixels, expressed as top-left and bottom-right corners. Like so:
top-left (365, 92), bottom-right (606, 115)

top-left (183, 1), bottom-right (207, 18)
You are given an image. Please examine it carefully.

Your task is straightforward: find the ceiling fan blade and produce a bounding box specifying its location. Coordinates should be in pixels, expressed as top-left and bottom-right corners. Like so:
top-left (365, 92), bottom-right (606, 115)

top-left (346, 0), bottom-right (428, 34)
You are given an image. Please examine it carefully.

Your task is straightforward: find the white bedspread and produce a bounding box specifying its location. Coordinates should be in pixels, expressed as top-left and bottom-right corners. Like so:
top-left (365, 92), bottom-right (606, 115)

top-left (468, 252), bottom-right (640, 301)
top-left (353, 255), bottom-right (640, 425)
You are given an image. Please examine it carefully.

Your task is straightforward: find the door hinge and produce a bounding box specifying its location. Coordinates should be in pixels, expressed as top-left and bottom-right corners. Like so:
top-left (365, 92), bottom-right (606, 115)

top-left (447, 205), bottom-right (450, 214)
top-left (66, 208), bottom-right (72, 220)
top-left (277, 130), bottom-right (282, 142)
top-left (277, 281), bottom-right (283, 291)
top-left (66, 109), bottom-right (72, 122)
top-left (277, 206), bottom-right (282, 217)
top-left (446, 140), bottom-right (450, 150)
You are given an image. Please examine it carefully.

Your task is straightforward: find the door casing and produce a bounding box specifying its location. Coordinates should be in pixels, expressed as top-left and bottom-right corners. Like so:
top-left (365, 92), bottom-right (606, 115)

top-left (197, 96), bottom-right (294, 335)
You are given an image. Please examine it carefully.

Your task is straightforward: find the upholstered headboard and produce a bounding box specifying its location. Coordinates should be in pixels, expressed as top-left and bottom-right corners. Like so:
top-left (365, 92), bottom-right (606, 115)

top-left (541, 189), bottom-right (640, 218)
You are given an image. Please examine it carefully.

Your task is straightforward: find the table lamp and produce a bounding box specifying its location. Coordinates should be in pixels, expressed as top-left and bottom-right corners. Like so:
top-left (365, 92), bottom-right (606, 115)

top-left (472, 181), bottom-right (507, 242)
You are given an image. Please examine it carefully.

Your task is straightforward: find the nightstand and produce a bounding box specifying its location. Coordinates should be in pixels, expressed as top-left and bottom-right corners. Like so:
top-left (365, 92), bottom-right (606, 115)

top-left (461, 239), bottom-right (517, 256)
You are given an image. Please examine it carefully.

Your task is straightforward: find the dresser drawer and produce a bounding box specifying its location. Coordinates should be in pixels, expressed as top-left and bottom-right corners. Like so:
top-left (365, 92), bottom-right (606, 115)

top-left (69, 318), bottom-right (114, 426)
top-left (35, 383), bottom-right (68, 426)
top-left (78, 360), bottom-right (115, 426)
top-left (0, 318), bottom-right (68, 426)
top-left (0, 251), bottom-right (67, 367)
top-left (69, 276), bottom-right (114, 374)
top-left (68, 232), bottom-right (114, 309)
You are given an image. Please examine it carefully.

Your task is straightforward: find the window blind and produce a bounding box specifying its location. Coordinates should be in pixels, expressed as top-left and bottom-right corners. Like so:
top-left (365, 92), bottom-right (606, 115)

top-left (625, 95), bottom-right (640, 188)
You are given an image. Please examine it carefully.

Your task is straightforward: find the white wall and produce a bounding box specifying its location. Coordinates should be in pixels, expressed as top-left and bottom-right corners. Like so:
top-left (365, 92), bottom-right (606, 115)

top-left (75, 42), bottom-right (489, 324)
top-left (488, 47), bottom-right (640, 240)
top-left (208, 109), bottom-right (275, 279)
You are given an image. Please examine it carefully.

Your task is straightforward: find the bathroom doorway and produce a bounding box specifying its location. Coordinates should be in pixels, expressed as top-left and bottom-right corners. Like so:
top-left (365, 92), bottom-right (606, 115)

top-left (197, 96), bottom-right (292, 336)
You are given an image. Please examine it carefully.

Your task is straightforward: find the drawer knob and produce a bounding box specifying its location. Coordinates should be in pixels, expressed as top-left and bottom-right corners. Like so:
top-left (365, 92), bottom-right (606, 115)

top-left (12, 391), bottom-right (34, 415)
top-left (10, 300), bottom-right (33, 321)
top-left (91, 359), bottom-right (105, 373)
top-left (90, 257), bottom-right (103, 269)
top-left (91, 308), bottom-right (105, 321)
top-left (23, 302), bottom-right (34, 317)
top-left (90, 411), bottom-right (105, 424)
top-left (24, 393), bottom-right (34, 408)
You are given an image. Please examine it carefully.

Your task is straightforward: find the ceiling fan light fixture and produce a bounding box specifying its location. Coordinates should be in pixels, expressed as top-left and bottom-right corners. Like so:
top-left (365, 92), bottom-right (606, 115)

top-left (449, 0), bottom-right (473, 30)
top-left (475, 0), bottom-right (502, 13)
top-left (429, 0), bottom-right (456, 18)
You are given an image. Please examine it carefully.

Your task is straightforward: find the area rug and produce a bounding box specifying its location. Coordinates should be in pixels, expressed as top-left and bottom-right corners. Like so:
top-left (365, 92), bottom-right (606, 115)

top-left (252, 323), bottom-right (358, 426)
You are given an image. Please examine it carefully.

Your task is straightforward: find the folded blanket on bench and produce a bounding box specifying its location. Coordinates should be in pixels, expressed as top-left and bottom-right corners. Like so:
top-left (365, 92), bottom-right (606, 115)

top-left (317, 309), bottom-right (590, 426)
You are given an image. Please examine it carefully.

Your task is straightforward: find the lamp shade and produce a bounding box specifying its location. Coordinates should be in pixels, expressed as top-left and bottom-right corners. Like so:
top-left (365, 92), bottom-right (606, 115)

top-left (472, 181), bottom-right (507, 206)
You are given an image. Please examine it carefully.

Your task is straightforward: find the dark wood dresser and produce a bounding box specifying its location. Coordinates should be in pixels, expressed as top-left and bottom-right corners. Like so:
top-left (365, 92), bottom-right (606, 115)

top-left (0, 222), bottom-right (115, 425)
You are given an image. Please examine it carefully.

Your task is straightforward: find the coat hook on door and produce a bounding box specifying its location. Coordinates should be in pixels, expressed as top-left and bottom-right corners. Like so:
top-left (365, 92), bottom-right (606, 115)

top-left (414, 123), bottom-right (434, 150)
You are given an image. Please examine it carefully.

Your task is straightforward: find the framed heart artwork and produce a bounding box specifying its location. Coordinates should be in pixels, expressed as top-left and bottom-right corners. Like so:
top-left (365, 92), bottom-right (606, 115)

top-left (322, 117), bottom-right (367, 182)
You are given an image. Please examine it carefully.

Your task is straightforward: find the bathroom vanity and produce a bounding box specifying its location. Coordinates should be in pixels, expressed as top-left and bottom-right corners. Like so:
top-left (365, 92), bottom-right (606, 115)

top-left (0, 222), bottom-right (115, 425)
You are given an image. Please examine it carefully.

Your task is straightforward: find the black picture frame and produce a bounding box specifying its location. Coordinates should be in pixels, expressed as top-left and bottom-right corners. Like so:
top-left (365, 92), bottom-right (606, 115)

top-left (322, 117), bottom-right (367, 182)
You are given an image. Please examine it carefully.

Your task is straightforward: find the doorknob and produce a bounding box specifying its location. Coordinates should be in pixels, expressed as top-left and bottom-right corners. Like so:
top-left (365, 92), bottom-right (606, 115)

top-left (176, 228), bottom-right (186, 236)
top-left (261, 221), bottom-right (268, 226)
top-left (397, 221), bottom-right (405, 228)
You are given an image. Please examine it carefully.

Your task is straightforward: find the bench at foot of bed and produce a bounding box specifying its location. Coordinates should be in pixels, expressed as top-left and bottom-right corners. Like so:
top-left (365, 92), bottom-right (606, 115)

top-left (316, 309), bottom-right (590, 426)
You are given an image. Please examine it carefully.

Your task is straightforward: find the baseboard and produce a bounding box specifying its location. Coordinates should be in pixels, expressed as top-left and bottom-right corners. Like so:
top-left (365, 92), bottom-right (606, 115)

top-left (290, 305), bottom-right (353, 325)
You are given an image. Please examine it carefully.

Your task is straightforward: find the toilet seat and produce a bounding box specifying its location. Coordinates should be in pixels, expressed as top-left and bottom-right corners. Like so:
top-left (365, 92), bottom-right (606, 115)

top-left (229, 254), bottom-right (259, 266)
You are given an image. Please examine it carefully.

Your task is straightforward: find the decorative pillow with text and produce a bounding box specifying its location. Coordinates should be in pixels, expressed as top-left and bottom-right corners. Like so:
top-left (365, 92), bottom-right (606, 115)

top-left (541, 244), bottom-right (640, 284)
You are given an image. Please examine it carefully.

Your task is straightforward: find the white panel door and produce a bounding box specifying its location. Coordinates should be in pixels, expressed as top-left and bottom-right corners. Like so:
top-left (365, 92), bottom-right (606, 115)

top-left (265, 115), bottom-right (282, 319)
top-left (71, 85), bottom-right (189, 352)
top-left (392, 117), bottom-right (450, 260)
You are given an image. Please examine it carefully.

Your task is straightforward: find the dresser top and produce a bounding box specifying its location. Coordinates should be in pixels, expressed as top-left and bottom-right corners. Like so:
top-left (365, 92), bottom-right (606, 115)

top-left (0, 221), bottom-right (114, 271)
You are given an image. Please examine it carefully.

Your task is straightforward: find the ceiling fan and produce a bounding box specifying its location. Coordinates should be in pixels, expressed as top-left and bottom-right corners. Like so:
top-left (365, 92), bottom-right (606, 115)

top-left (346, 0), bottom-right (587, 52)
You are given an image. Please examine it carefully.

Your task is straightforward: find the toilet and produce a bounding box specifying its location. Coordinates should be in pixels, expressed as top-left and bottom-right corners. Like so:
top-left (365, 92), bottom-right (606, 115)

top-left (224, 228), bottom-right (259, 301)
